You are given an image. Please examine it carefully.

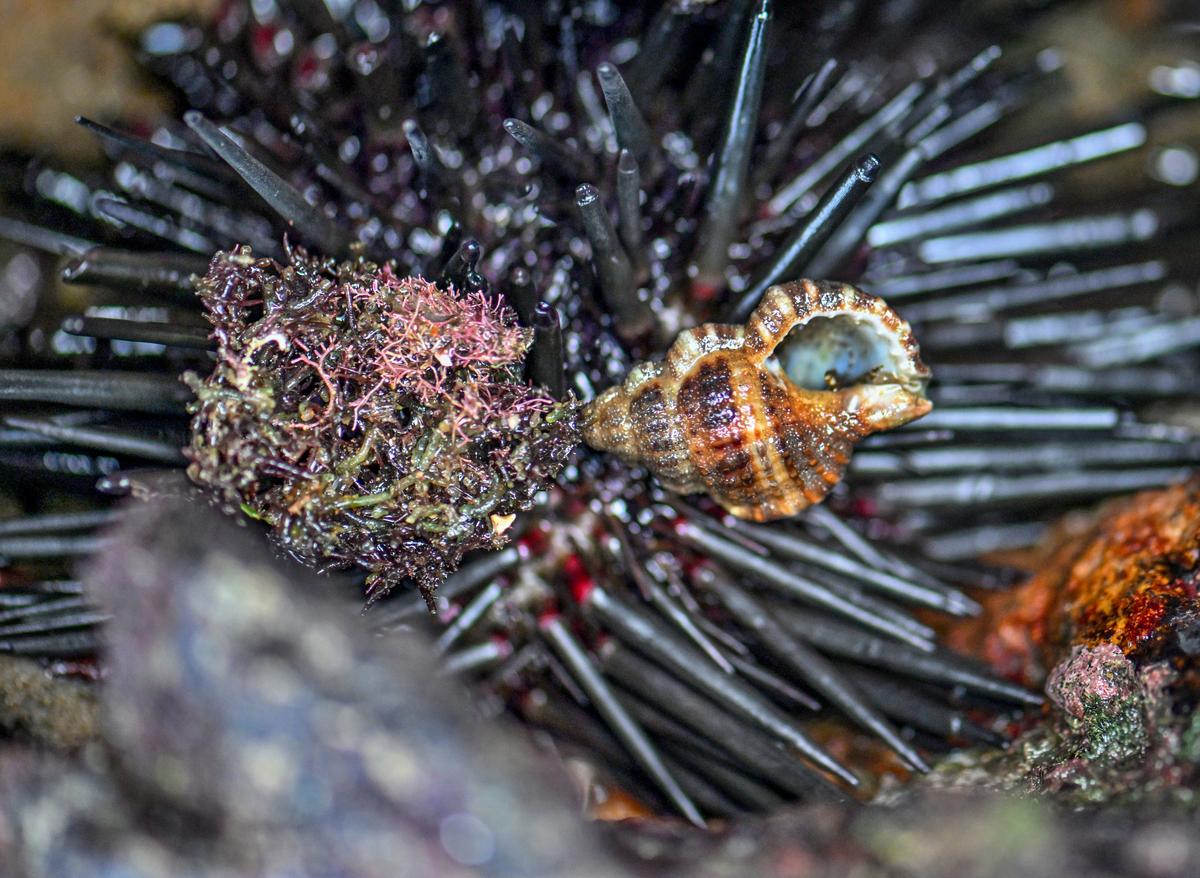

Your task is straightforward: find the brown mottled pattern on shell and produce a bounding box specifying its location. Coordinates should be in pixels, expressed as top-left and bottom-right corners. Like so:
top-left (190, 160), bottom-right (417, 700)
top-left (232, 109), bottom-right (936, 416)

top-left (677, 358), bottom-right (759, 509)
top-left (580, 279), bottom-right (931, 520)
top-left (627, 384), bottom-right (695, 491)
top-left (745, 370), bottom-right (862, 518)
top-left (761, 372), bottom-right (827, 514)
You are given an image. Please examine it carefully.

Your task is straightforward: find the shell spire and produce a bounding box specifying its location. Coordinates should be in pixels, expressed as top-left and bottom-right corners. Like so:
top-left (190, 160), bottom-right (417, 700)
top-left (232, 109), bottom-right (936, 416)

top-left (582, 280), bottom-right (931, 520)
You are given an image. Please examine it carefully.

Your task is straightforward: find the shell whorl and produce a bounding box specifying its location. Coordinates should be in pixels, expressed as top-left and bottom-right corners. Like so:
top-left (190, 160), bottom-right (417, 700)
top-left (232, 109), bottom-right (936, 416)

top-left (581, 280), bottom-right (932, 521)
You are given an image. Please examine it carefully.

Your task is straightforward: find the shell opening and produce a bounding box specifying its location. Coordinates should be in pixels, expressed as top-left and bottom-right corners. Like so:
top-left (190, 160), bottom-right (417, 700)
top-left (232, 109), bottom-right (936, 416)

top-left (770, 313), bottom-right (923, 393)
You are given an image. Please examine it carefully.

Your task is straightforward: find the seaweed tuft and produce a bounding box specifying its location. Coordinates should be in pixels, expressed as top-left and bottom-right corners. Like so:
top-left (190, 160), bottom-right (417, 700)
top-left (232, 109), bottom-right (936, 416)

top-left (184, 244), bottom-right (579, 601)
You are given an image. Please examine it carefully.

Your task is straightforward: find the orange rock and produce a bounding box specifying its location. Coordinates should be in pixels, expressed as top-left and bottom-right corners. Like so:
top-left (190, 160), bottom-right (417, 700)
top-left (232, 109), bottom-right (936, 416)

top-left (944, 479), bottom-right (1200, 686)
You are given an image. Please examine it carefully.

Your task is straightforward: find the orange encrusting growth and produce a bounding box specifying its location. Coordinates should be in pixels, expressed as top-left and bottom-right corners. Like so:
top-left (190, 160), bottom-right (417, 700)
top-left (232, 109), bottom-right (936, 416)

top-left (943, 479), bottom-right (1200, 686)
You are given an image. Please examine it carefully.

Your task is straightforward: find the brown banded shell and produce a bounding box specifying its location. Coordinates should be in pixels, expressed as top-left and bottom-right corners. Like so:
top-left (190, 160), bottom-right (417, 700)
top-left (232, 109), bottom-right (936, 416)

top-left (581, 280), bottom-right (932, 521)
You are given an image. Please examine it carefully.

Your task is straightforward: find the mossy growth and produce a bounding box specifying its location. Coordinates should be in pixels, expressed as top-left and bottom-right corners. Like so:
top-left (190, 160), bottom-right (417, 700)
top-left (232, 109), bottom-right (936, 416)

top-left (1047, 644), bottom-right (1147, 767)
top-left (1180, 713), bottom-right (1200, 765)
top-left (184, 244), bottom-right (578, 602)
top-left (1071, 689), bottom-right (1147, 765)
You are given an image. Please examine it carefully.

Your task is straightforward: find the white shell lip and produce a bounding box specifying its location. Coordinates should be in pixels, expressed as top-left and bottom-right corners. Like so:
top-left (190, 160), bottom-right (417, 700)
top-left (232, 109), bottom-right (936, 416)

top-left (664, 281), bottom-right (931, 399)
top-left (762, 283), bottom-right (931, 397)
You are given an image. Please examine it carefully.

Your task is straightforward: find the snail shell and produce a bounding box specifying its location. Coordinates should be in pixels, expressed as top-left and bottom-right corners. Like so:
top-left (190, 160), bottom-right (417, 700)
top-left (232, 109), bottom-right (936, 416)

top-left (582, 280), bottom-right (932, 521)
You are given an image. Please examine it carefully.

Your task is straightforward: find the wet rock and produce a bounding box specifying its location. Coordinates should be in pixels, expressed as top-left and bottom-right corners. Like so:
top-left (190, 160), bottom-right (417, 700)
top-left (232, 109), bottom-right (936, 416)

top-left (0, 497), bottom-right (618, 878)
top-left (0, 655), bottom-right (97, 750)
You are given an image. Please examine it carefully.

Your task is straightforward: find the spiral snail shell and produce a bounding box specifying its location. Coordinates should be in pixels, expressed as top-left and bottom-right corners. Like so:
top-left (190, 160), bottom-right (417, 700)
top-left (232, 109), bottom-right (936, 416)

top-left (582, 280), bottom-right (932, 521)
